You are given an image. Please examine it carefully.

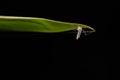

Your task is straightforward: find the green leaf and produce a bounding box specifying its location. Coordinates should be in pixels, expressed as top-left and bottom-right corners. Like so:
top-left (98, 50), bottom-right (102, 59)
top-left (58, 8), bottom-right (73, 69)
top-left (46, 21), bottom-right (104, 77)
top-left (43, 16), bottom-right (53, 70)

top-left (0, 16), bottom-right (95, 32)
top-left (0, 16), bottom-right (95, 39)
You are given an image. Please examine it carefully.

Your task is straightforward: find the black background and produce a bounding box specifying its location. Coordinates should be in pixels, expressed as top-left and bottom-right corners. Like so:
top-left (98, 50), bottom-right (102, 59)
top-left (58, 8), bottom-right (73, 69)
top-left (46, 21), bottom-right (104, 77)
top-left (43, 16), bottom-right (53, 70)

top-left (0, 1), bottom-right (110, 80)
